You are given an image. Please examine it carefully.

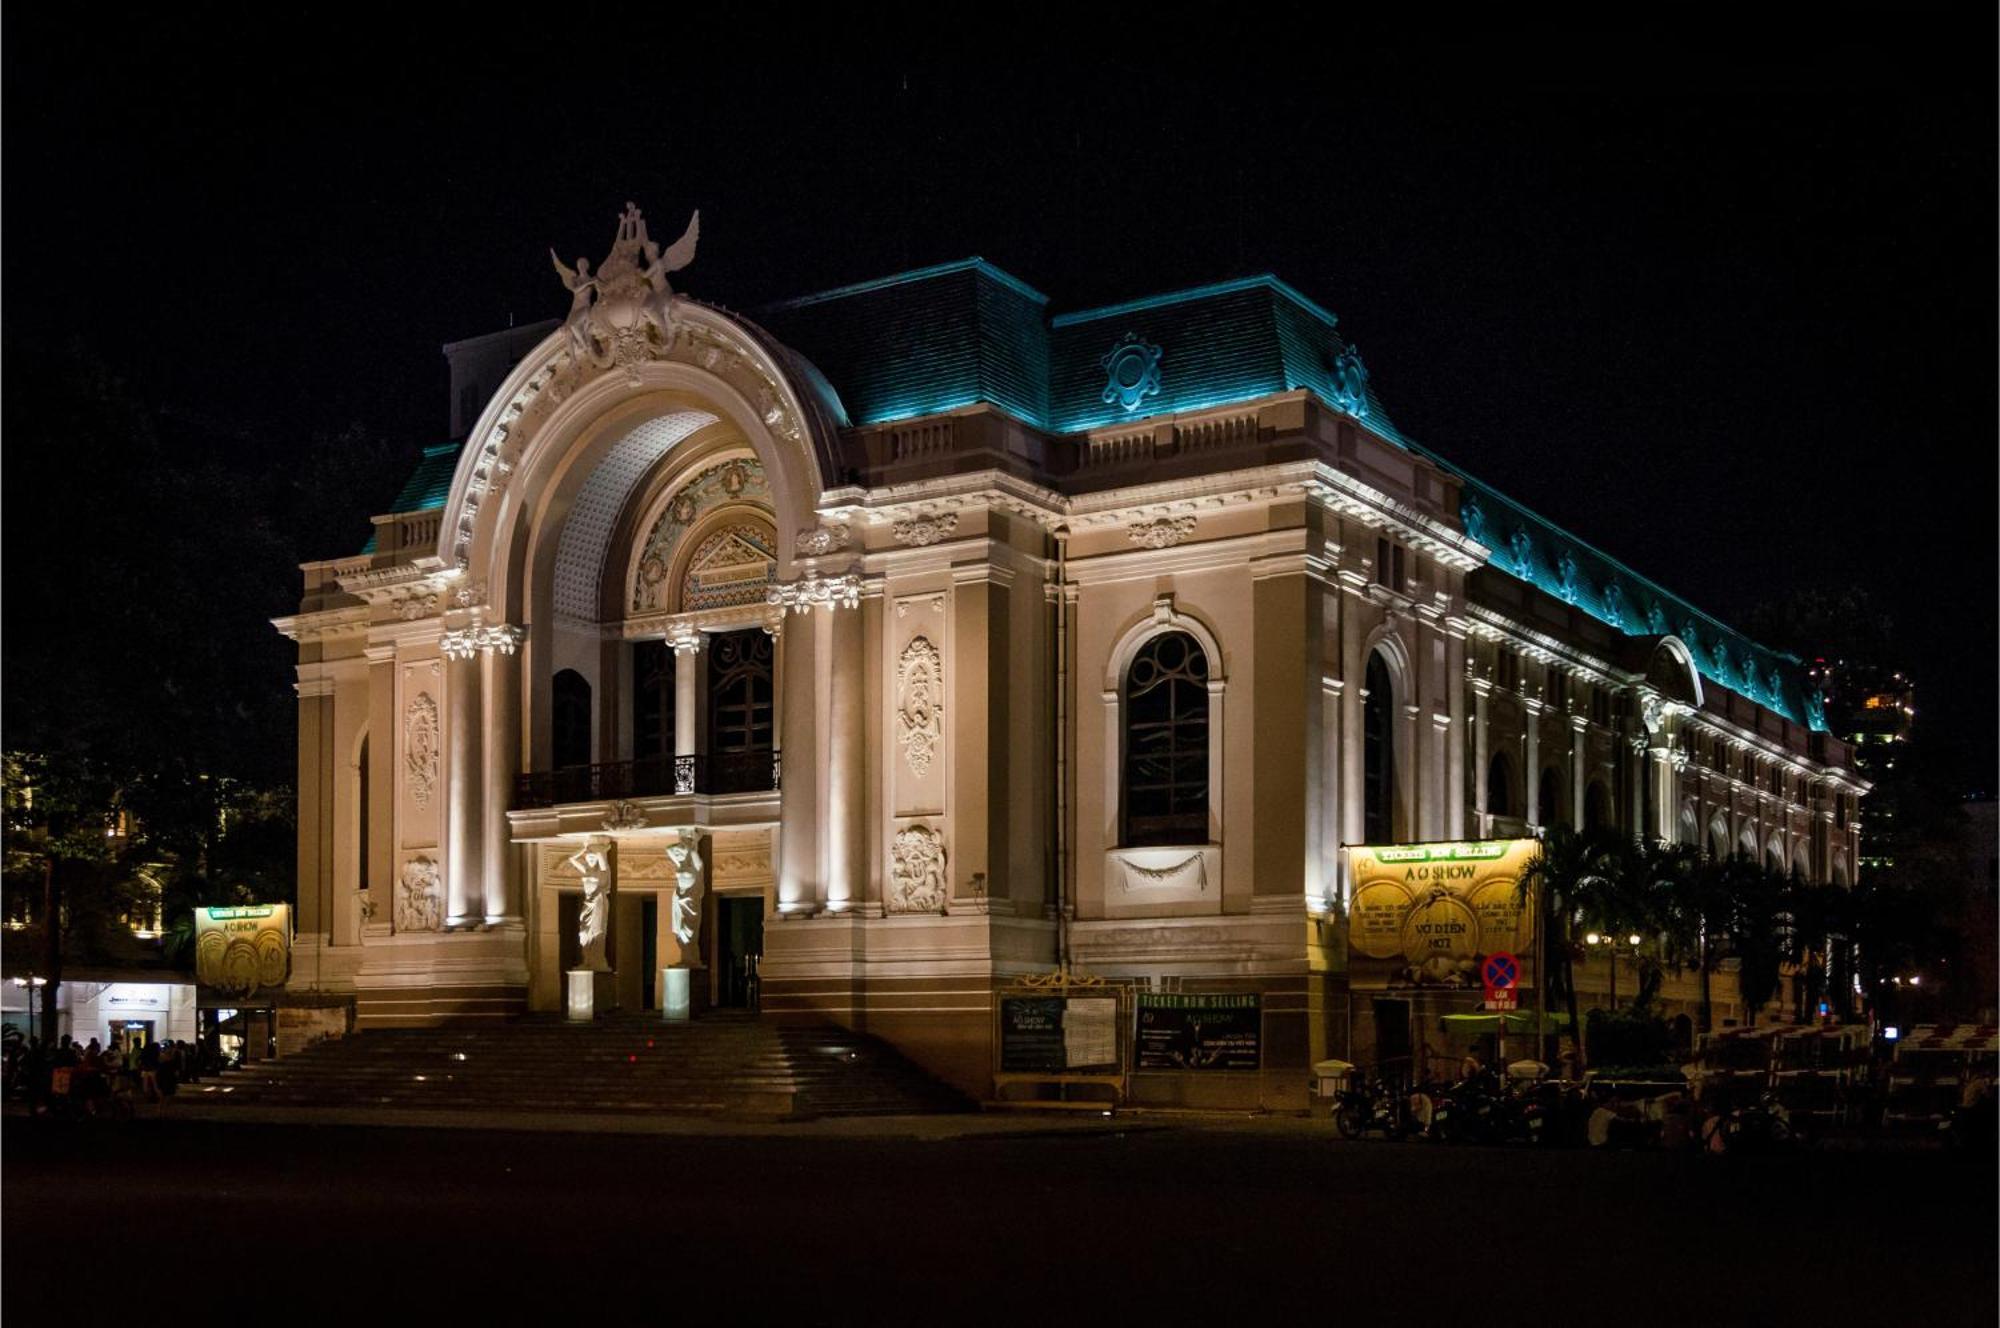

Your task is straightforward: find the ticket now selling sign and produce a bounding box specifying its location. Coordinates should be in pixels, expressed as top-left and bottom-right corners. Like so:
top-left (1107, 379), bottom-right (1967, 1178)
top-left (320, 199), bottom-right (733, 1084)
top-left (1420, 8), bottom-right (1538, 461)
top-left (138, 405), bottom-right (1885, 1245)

top-left (1346, 840), bottom-right (1538, 990)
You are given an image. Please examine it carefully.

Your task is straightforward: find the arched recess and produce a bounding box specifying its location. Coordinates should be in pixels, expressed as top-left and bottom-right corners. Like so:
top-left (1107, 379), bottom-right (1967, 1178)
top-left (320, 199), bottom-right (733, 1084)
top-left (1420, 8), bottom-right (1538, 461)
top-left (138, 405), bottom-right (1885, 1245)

top-left (1584, 779), bottom-right (1612, 833)
top-left (1643, 636), bottom-right (1705, 710)
top-left (1102, 597), bottom-right (1227, 849)
top-left (1487, 750), bottom-right (1516, 820)
top-left (1678, 801), bottom-right (1698, 846)
top-left (552, 670), bottom-right (592, 770)
top-left (1360, 625), bottom-right (1413, 845)
top-left (1707, 814), bottom-right (1730, 861)
top-left (351, 729), bottom-right (370, 896)
top-left (1541, 767), bottom-right (1565, 831)
top-left (1764, 830), bottom-right (1786, 874)
top-left (1738, 825), bottom-right (1759, 861)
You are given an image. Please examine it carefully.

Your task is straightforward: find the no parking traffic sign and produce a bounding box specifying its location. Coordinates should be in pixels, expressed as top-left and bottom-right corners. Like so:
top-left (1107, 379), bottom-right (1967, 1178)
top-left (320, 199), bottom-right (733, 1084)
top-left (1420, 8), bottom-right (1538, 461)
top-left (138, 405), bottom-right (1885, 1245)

top-left (1482, 951), bottom-right (1519, 1011)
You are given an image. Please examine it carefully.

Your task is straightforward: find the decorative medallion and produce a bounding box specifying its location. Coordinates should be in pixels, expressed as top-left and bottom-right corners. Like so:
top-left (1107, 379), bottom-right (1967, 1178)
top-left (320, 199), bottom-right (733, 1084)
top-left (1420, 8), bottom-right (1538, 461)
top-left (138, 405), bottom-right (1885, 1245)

top-left (1099, 333), bottom-right (1163, 413)
top-left (888, 824), bottom-right (948, 914)
top-left (1556, 551), bottom-right (1579, 605)
top-left (396, 857), bottom-right (442, 933)
top-left (1647, 600), bottom-right (1669, 635)
top-left (1328, 344), bottom-right (1371, 418)
top-left (631, 458), bottom-right (773, 612)
top-left (897, 637), bottom-right (944, 778)
top-left (602, 800), bottom-right (648, 831)
top-left (892, 512), bottom-right (959, 547)
top-left (1128, 515), bottom-right (1198, 550)
top-left (1508, 529), bottom-right (1535, 575)
top-left (405, 692), bottom-right (440, 809)
top-left (1601, 582), bottom-right (1627, 629)
top-left (795, 524), bottom-right (849, 557)
top-left (1461, 496), bottom-right (1488, 546)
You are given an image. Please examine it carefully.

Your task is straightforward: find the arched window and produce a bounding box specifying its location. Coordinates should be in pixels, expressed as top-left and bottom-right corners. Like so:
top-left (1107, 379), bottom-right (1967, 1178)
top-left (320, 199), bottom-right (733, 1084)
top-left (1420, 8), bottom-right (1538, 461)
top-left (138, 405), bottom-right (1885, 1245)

top-left (1540, 767), bottom-right (1563, 829)
top-left (356, 734), bottom-right (369, 893)
top-left (632, 642), bottom-right (676, 762)
top-left (1584, 780), bottom-right (1611, 833)
top-left (1487, 751), bottom-right (1515, 820)
top-left (553, 670), bottom-right (593, 770)
top-left (1122, 631), bottom-right (1211, 846)
top-left (1363, 650), bottom-right (1396, 844)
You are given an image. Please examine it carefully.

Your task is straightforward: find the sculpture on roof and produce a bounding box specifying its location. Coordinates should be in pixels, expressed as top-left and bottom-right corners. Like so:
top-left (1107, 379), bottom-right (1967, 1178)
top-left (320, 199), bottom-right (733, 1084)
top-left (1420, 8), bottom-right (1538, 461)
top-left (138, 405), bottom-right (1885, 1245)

top-left (553, 202), bottom-right (701, 373)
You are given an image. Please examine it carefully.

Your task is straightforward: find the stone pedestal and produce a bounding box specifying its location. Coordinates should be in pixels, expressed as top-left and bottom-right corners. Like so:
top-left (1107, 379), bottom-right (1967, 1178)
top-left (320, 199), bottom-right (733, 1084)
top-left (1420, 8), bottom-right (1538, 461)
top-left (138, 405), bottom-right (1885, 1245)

top-left (567, 968), bottom-right (616, 1022)
top-left (661, 966), bottom-right (691, 1022)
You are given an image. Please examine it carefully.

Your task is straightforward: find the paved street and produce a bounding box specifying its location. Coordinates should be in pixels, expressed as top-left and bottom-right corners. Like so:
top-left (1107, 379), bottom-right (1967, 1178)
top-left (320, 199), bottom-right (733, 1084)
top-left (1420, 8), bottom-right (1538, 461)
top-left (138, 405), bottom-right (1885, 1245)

top-left (5, 1116), bottom-right (1991, 1325)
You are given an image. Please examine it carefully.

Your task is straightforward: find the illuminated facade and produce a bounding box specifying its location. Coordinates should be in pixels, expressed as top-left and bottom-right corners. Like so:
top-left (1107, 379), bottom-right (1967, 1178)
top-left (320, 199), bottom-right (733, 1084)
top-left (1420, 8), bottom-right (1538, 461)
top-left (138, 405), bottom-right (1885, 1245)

top-left (279, 210), bottom-right (1863, 1101)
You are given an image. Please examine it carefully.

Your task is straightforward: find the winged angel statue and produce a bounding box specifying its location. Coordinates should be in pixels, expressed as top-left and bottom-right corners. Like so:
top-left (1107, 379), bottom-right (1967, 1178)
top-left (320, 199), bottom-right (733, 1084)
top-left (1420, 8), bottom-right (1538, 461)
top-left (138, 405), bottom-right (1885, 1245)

top-left (552, 203), bottom-right (700, 370)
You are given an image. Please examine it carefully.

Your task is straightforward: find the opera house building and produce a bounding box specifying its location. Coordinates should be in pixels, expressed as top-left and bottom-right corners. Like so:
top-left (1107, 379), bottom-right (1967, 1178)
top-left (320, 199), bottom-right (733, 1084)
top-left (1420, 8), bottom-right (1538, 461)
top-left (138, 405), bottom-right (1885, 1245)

top-left (277, 206), bottom-right (1863, 1106)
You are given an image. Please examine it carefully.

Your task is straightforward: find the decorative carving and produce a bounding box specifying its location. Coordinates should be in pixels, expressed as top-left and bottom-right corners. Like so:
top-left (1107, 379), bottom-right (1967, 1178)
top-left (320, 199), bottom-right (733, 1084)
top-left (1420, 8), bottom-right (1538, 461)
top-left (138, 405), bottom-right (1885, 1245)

top-left (1100, 333), bottom-right (1163, 413)
top-left (1119, 853), bottom-right (1209, 894)
top-left (602, 800), bottom-right (648, 831)
top-left (395, 857), bottom-right (442, 932)
top-left (359, 894), bottom-right (377, 923)
top-left (1328, 344), bottom-right (1370, 418)
top-left (1602, 582), bottom-right (1627, 629)
top-left (1640, 693), bottom-right (1665, 734)
top-left (1556, 551), bottom-right (1579, 605)
top-left (1128, 515), bottom-right (1197, 550)
top-left (889, 825), bottom-right (948, 915)
top-left (666, 831), bottom-right (705, 948)
top-left (404, 693), bottom-right (439, 809)
top-left (897, 637), bottom-right (944, 778)
top-left (568, 837), bottom-right (614, 970)
top-left (1461, 496), bottom-right (1487, 546)
top-left (795, 524), bottom-right (849, 557)
top-left (891, 512), bottom-right (958, 547)
top-left (552, 203), bottom-right (699, 375)
top-left (440, 624), bottom-right (525, 659)
top-left (768, 574), bottom-right (862, 614)
top-left (1508, 529), bottom-right (1535, 575)
top-left (453, 581), bottom-right (487, 609)
top-left (631, 459), bottom-right (773, 612)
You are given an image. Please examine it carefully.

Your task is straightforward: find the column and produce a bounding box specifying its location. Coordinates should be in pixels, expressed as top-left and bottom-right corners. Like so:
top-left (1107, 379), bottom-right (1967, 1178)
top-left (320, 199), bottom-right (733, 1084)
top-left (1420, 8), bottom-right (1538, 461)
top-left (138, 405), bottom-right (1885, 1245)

top-left (673, 631), bottom-right (699, 793)
top-left (1570, 714), bottom-right (1588, 829)
top-left (1340, 597), bottom-right (1365, 846)
top-left (443, 635), bottom-right (483, 926)
top-left (365, 648), bottom-right (396, 910)
top-left (1445, 631), bottom-right (1467, 838)
top-left (776, 612), bottom-right (818, 913)
top-left (1524, 698), bottom-right (1543, 827)
top-left (482, 627), bottom-right (524, 924)
top-left (295, 676), bottom-right (335, 940)
top-left (1472, 678), bottom-right (1491, 835)
top-left (827, 596), bottom-right (865, 910)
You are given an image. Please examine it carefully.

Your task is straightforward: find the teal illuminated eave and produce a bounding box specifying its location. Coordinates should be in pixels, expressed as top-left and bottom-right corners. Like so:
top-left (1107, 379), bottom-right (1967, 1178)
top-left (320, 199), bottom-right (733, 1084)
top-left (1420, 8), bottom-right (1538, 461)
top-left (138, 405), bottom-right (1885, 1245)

top-left (765, 257), bottom-right (1050, 313)
top-left (1051, 274), bottom-right (1339, 331)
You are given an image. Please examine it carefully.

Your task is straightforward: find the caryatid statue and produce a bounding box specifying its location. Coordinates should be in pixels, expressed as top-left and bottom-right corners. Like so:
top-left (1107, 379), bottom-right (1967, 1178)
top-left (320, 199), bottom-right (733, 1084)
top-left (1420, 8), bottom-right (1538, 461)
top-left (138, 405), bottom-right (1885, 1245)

top-left (551, 203), bottom-right (700, 370)
top-left (666, 830), bottom-right (705, 955)
top-left (567, 836), bottom-right (614, 971)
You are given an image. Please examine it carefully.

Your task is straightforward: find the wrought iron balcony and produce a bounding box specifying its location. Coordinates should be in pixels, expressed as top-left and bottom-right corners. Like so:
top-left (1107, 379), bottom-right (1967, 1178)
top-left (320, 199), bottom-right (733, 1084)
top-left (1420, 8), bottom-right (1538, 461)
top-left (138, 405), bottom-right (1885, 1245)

top-left (513, 750), bottom-right (781, 810)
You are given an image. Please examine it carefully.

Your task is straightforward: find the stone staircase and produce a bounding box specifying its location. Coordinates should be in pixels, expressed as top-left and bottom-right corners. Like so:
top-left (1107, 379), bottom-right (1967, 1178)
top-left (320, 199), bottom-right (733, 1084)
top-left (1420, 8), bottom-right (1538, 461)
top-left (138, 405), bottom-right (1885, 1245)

top-left (197, 1013), bottom-right (969, 1120)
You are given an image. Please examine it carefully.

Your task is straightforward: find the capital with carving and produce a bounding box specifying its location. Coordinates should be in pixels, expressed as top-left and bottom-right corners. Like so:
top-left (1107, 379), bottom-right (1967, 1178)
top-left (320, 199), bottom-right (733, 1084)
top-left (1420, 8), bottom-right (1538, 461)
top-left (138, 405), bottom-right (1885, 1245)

top-left (442, 623), bottom-right (526, 659)
top-left (768, 574), bottom-right (862, 615)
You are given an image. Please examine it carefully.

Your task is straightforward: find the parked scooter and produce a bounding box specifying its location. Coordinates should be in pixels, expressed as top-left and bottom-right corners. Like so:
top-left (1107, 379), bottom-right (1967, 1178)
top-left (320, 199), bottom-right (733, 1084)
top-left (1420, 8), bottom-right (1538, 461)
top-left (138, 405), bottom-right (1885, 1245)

top-left (1334, 1076), bottom-right (1409, 1140)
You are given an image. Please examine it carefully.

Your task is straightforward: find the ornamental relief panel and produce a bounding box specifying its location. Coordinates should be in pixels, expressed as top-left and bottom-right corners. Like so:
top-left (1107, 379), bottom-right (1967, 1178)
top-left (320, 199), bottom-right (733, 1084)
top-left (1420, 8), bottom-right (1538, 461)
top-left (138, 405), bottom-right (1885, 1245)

top-left (891, 596), bottom-right (946, 817)
top-left (395, 856), bottom-right (442, 933)
top-left (404, 690), bottom-right (440, 812)
top-left (888, 824), bottom-right (948, 915)
top-left (630, 458), bottom-right (773, 613)
top-left (897, 636), bottom-right (943, 779)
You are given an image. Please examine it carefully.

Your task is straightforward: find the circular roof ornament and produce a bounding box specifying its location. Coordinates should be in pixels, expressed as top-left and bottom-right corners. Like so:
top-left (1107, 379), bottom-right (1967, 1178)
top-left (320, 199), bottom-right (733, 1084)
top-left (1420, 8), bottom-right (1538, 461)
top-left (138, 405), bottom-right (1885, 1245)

top-left (1100, 333), bottom-right (1163, 413)
top-left (1329, 344), bottom-right (1371, 418)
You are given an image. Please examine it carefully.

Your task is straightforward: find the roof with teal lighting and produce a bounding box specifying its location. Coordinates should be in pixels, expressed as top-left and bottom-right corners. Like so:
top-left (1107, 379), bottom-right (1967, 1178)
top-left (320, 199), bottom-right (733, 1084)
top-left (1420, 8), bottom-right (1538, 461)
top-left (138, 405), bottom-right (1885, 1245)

top-left (377, 258), bottom-right (1824, 729)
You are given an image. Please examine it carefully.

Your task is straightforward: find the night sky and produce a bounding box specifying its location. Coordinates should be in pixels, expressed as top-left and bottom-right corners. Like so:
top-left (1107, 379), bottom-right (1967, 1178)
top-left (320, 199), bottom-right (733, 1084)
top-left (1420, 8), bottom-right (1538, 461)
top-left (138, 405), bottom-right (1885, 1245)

top-left (6, 15), bottom-right (1993, 785)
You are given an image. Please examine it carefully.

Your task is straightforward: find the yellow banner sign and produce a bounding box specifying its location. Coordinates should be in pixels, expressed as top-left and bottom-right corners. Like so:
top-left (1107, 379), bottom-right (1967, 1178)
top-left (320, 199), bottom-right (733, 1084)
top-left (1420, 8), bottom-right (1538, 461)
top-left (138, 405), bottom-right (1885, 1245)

top-left (1347, 840), bottom-right (1537, 989)
top-left (195, 904), bottom-right (291, 997)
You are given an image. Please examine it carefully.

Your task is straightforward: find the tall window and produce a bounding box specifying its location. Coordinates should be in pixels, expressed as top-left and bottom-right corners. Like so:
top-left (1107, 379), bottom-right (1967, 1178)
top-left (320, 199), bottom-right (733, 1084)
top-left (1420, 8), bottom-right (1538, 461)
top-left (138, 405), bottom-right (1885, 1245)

top-left (1121, 632), bottom-right (1210, 846)
top-left (632, 641), bottom-right (676, 762)
top-left (552, 670), bottom-right (593, 770)
top-left (1363, 650), bottom-right (1396, 844)
top-left (704, 629), bottom-right (774, 793)
top-left (1487, 751), bottom-right (1514, 819)
top-left (1585, 780), bottom-right (1612, 833)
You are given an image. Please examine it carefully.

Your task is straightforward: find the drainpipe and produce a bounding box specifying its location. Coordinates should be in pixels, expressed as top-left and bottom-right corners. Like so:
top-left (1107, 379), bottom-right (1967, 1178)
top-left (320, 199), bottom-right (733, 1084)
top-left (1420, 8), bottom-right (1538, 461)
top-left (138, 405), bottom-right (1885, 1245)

top-left (1052, 526), bottom-right (1071, 972)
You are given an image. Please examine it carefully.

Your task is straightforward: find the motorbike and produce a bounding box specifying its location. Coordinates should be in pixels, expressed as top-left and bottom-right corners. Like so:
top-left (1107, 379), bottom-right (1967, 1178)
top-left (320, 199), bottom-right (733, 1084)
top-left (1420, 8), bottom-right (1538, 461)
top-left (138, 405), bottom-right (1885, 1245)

top-left (1334, 1076), bottom-right (1408, 1140)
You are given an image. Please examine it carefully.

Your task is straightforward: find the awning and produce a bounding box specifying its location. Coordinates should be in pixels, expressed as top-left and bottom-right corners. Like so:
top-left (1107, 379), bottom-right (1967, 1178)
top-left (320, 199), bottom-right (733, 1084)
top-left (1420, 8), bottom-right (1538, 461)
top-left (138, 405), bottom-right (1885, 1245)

top-left (1439, 1011), bottom-right (1573, 1035)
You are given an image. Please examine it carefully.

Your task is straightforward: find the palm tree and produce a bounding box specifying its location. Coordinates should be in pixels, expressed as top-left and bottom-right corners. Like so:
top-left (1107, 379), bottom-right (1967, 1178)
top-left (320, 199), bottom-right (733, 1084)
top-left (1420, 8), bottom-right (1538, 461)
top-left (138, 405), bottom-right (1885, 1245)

top-left (1629, 838), bottom-right (1701, 1017)
top-left (1725, 856), bottom-right (1786, 1024)
top-left (1518, 826), bottom-right (1624, 1067)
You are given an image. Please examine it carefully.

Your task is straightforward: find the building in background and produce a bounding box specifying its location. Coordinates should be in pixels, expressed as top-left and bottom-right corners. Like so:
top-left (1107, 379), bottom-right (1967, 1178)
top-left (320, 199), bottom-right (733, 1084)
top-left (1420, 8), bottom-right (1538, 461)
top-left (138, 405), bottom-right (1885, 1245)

top-left (277, 206), bottom-right (1863, 1103)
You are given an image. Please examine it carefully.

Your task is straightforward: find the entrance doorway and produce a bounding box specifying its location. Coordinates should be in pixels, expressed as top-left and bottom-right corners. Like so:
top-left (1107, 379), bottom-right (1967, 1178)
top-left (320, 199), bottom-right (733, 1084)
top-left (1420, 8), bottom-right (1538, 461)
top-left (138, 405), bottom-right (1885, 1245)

top-left (715, 896), bottom-right (763, 1009)
top-left (111, 1019), bottom-right (155, 1048)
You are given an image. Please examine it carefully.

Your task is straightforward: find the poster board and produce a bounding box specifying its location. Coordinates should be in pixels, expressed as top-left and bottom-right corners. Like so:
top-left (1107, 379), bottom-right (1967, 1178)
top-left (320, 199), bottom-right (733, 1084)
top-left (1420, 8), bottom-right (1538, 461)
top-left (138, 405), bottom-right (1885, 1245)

top-left (1134, 993), bottom-right (1261, 1071)
top-left (194, 904), bottom-right (292, 998)
top-left (992, 973), bottom-right (1130, 1102)
top-left (1346, 840), bottom-right (1537, 991)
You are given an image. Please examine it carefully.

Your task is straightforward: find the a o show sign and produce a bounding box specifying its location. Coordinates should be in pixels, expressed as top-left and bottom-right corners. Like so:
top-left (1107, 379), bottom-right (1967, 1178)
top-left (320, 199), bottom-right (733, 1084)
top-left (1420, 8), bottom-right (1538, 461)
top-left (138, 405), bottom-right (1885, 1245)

top-left (1347, 840), bottom-right (1536, 990)
top-left (194, 904), bottom-right (292, 998)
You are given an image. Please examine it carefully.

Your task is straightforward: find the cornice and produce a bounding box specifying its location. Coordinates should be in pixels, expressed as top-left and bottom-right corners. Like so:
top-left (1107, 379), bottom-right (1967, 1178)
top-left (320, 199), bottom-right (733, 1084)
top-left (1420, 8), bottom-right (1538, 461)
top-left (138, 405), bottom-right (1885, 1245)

top-left (272, 606), bottom-right (370, 644)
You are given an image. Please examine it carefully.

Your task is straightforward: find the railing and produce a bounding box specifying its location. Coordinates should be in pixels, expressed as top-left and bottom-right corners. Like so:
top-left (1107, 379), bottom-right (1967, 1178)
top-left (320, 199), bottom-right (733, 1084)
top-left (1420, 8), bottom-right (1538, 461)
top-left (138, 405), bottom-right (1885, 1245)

top-left (513, 750), bottom-right (781, 809)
